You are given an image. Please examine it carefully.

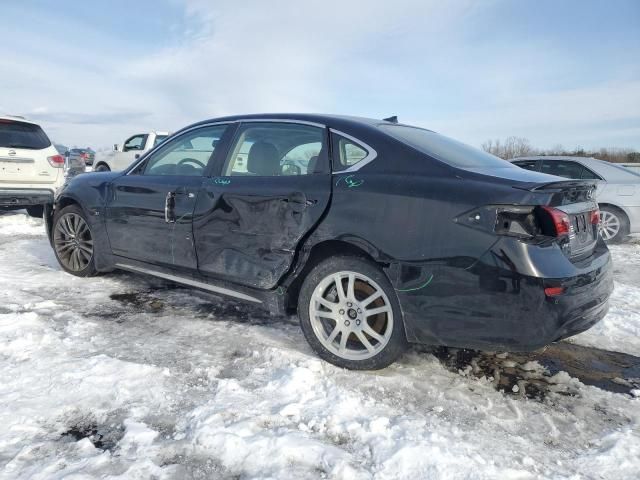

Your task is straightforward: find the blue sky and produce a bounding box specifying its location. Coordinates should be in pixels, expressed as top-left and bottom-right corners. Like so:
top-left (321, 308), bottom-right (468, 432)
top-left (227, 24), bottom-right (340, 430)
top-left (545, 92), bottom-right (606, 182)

top-left (1, 0), bottom-right (638, 150)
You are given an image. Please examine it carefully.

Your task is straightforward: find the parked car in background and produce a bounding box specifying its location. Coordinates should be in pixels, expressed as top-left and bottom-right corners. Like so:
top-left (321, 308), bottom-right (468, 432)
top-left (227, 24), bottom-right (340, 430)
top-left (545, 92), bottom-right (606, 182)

top-left (511, 156), bottom-right (640, 242)
top-left (47, 114), bottom-right (612, 369)
top-left (620, 163), bottom-right (640, 174)
top-left (68, 148), bottom-right (95, 167)
top-left (93, 131), bottom-right (169, 172)
top-left (54, 144), bottom-right (69, 156)
top-left (0, 115), bottom-right (65, 217)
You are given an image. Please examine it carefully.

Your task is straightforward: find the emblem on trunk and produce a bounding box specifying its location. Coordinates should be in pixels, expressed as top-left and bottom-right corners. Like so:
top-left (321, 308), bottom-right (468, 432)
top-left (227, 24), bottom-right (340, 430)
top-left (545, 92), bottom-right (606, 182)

top-left (8, 150), bottom-right (16, 156)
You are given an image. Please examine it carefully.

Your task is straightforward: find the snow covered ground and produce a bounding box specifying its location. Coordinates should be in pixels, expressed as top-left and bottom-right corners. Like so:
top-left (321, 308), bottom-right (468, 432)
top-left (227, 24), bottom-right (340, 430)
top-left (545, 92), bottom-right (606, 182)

top-left (0, 210), bottom-right (639, 479)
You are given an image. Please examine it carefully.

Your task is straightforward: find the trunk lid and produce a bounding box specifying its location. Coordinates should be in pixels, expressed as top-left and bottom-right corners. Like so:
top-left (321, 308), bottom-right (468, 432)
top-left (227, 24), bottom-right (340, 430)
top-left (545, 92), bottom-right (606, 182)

top-left (521, 180), bottom-right (600, 260)
top-left (0, 119), bottom-right (58, 184)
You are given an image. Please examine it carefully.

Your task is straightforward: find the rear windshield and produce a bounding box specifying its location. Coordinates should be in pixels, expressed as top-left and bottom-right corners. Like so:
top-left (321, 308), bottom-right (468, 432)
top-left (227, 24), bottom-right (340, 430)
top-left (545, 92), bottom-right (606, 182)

top-left (379, 124), bottom-right (514, 169)
top-left (0, 120), bottom-right (51, 150)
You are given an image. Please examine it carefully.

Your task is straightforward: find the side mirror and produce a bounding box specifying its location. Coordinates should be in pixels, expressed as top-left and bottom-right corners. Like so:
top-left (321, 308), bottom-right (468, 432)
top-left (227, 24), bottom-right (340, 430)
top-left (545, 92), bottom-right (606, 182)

top-left (113, 144), bottom-right (119, 152)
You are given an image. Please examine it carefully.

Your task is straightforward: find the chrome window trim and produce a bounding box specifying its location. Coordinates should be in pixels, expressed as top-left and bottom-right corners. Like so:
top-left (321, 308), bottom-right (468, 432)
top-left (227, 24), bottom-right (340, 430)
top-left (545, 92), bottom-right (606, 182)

top-left (329, 128), bottom-right (378, 173)
top-left (115, 263), bottom-right (263, 304)
top-left (240, 118), bottom-right (326, 128)
top-left (126, 119), bottom-right (327, 175)
top-left (125, 121), bottom-right (233, 175)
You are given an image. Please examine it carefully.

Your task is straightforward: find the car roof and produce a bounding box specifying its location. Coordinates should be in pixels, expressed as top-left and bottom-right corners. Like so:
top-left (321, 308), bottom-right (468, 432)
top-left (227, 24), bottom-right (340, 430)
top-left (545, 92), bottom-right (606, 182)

top-left (0, 115), bottom-right (38, 125)
top-left (186, 113), bottom-right (404, 132)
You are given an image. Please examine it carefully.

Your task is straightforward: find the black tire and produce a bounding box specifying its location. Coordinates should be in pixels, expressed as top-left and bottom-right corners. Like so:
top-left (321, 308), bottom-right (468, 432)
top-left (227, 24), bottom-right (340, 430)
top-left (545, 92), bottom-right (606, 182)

top-left (26, 205), bottom-right (44, 218)
top-left (95, 163), bottom-right (110, 172)
top-left (52, 204), bottom-right (99, 277)
top-left (297, 255), bottom-right (407, 370)
top-left (599, 205), bottom-right (629, 244)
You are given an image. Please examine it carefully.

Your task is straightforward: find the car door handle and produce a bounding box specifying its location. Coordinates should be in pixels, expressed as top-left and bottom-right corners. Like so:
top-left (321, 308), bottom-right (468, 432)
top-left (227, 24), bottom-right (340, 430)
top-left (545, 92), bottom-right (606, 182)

top-left (165, 191), bottom-right (176, 223)
top-left (282, 192), bottom-right (313, 213)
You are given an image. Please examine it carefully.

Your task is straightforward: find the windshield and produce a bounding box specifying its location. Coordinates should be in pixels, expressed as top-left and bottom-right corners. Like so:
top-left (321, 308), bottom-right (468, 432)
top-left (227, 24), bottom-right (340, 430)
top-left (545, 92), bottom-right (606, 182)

top-left (379, 124), bottom-right (515, 169)
top-left (0, 120), bottom-right (51, 150)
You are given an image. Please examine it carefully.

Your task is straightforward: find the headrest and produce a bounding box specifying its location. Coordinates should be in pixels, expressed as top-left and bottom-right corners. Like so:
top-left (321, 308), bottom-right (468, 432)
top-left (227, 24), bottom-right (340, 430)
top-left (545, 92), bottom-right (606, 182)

top-left (248, 141), bottom-right (280, 176)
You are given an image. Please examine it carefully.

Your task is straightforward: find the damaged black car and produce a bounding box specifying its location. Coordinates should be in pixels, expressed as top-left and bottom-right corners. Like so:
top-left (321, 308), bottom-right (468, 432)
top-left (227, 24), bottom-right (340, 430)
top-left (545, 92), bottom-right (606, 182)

top-left (47, 114), bottom-right (613, 369)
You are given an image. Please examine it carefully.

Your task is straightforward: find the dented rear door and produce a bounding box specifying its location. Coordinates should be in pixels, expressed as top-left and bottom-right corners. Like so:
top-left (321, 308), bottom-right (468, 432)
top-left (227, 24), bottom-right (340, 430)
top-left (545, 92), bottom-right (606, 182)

top-left (193, 121), bottom-right (332, 289)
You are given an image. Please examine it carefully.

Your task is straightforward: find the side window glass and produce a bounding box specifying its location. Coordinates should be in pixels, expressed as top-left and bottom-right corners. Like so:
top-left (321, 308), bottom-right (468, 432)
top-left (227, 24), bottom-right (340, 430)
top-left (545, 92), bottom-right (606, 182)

top-left (140, 125), bottom-right (227, 176)
top-left (123, 135), bottom-right (147, 152)
top-left (514, 160), bottom-right (539, 172)
top-left (281, 142), bottom-right (322, 175)
top-left (581, 166), bottom-right (601, 180)
top-left (332, 133), bottom-right (368, 171)
top-left (541, 161), bottom-right (584, 179)
top-left (224, 123), bottom-right (325, 176)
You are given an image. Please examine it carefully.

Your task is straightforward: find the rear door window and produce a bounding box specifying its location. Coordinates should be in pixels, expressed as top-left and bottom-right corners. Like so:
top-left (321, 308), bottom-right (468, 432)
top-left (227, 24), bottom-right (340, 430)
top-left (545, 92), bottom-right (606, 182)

top-left (513, 160), bottom-right (540, 172)
top-left (541, 160), bottom-right (587, 179)
top-left (224, 123), bottom-right (325, 176)
top-left (0, 120), bottom-right (51, 149)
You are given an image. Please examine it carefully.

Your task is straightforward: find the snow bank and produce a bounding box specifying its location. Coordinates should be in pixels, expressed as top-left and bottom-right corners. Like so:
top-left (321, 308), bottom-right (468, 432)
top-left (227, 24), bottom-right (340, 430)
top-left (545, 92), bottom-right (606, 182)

top-left (0, 211), bottom-right (639, 479)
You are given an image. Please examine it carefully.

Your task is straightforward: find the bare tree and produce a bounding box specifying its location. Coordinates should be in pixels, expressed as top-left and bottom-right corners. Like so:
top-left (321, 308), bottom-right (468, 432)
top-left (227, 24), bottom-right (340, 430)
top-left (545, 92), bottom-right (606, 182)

top-left (482, 138), bottom-right (640, 164)
top-left (481, 136), bottom-right (532, 159)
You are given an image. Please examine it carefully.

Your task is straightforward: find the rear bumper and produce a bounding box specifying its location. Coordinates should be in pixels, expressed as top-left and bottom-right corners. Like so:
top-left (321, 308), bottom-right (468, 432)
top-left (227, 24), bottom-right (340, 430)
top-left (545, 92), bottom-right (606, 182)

top-left (390, 237), bottom-right (613, 351)
top-left (0, 188), bottom-right (55, 207)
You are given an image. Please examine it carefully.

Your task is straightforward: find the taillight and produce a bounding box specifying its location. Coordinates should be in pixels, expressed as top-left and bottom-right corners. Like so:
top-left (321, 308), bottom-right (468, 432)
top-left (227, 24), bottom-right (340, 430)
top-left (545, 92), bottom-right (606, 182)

top-left (540, 206), bottom-right (570, 237)
top-left (544, 286), bottom-right (565, 297)
top-left (81, 153), bottom-right (89, 159)
top-left (47, 154), bottom-right (65, 168)
top-left (590, 209), bottom-right (600, 225)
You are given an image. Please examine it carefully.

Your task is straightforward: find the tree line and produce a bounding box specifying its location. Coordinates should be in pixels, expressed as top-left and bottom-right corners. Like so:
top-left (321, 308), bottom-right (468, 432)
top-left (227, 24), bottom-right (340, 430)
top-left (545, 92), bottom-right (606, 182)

top-left (481, 136), bottom-right (640, 163)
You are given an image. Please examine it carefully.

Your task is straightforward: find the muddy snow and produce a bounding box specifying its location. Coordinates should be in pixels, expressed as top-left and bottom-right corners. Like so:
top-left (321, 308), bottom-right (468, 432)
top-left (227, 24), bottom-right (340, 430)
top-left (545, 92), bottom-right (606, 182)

top-left (0, 211), bottom-right (639, 479)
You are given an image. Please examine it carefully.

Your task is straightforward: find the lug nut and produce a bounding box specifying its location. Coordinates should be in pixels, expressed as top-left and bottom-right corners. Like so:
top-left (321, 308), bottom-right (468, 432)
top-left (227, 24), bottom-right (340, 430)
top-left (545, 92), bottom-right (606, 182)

top-left (339, 309), bottom-right (345, 315)
top-left (356, 320), bottom-right (361, 326)
top-left (344, 320), bottom-right (351, 327)
top-left (357, 308), bottom-right (362, 314)
top-left (347, 302), bottom-right (352, 307)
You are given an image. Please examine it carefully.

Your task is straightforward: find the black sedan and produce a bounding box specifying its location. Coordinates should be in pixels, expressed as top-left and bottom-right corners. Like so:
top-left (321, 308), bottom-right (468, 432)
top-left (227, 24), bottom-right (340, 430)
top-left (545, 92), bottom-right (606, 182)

top-left (46, 114), bottom-right (613, 369)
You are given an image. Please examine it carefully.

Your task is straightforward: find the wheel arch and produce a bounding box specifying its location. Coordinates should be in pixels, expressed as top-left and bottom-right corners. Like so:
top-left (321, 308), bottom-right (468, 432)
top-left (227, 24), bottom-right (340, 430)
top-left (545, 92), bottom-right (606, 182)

top-left (93, 161), bottom-right (111, 171)
top-left (598, 202), bottom-right (630, 220)
top-left (284, 238), bottom-right (387, 313)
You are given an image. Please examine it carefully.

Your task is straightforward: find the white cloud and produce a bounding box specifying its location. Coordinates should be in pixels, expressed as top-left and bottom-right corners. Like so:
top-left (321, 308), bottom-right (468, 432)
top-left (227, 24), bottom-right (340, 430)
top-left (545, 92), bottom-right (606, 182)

top-left (0, 0), bottom-right (637, 150)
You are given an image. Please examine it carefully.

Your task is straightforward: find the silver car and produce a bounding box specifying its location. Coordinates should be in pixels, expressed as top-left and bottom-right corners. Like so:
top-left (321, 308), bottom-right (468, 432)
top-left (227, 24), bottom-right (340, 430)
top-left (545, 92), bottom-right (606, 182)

top-left (511, 156), bottom-right (640, 242)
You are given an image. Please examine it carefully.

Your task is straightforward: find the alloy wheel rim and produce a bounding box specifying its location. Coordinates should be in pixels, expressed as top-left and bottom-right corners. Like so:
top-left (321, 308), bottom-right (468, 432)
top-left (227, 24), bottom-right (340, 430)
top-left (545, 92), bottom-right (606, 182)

top-left (309, 271), bottom-right (393, 361)
top-left (599, 211), bottom-right (620, 240)
top-left (53, 213), bottom-right (94, 271)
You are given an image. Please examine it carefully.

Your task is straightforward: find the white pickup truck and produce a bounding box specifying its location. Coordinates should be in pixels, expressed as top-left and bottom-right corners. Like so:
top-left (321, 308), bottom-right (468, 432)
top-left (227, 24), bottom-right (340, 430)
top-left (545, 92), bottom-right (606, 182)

top-left (93, 131), bottom-right (170, 172)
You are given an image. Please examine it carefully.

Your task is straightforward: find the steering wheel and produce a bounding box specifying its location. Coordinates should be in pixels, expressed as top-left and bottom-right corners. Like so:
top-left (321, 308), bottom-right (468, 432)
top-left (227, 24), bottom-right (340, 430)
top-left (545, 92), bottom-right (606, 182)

top-left (178, 158), bottom-right (206, 169)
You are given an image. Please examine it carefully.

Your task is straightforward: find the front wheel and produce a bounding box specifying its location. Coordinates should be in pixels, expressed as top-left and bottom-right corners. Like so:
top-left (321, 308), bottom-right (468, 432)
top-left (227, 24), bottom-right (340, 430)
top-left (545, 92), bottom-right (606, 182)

top-left (94, 163), bottom-right (110, 172)
top-left (52, 204), bottom-right (98, 276)
top-left (297, 256), bottom-right (407, 370)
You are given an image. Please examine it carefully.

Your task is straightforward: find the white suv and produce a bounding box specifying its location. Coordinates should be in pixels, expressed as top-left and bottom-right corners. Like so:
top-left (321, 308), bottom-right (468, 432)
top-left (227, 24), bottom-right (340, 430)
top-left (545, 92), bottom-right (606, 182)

top-left (0, 115), bottom-right (65, 217)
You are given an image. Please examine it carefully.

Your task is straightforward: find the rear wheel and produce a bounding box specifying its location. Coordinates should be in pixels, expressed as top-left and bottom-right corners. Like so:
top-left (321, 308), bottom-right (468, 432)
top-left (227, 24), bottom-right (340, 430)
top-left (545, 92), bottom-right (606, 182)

top-left (599, 206), bottom-right (628, 243)
top-left (298, 256), bottom-right (407, 369)
top-left (52, 205), bottom-right (98, 276)
top-left (94, 163), bottom-right (110, 172)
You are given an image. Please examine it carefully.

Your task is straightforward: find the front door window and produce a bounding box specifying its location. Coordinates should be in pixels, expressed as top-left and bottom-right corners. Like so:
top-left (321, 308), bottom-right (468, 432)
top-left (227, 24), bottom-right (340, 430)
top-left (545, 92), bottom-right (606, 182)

top-left (137, 125), bottom-right (227, 176)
